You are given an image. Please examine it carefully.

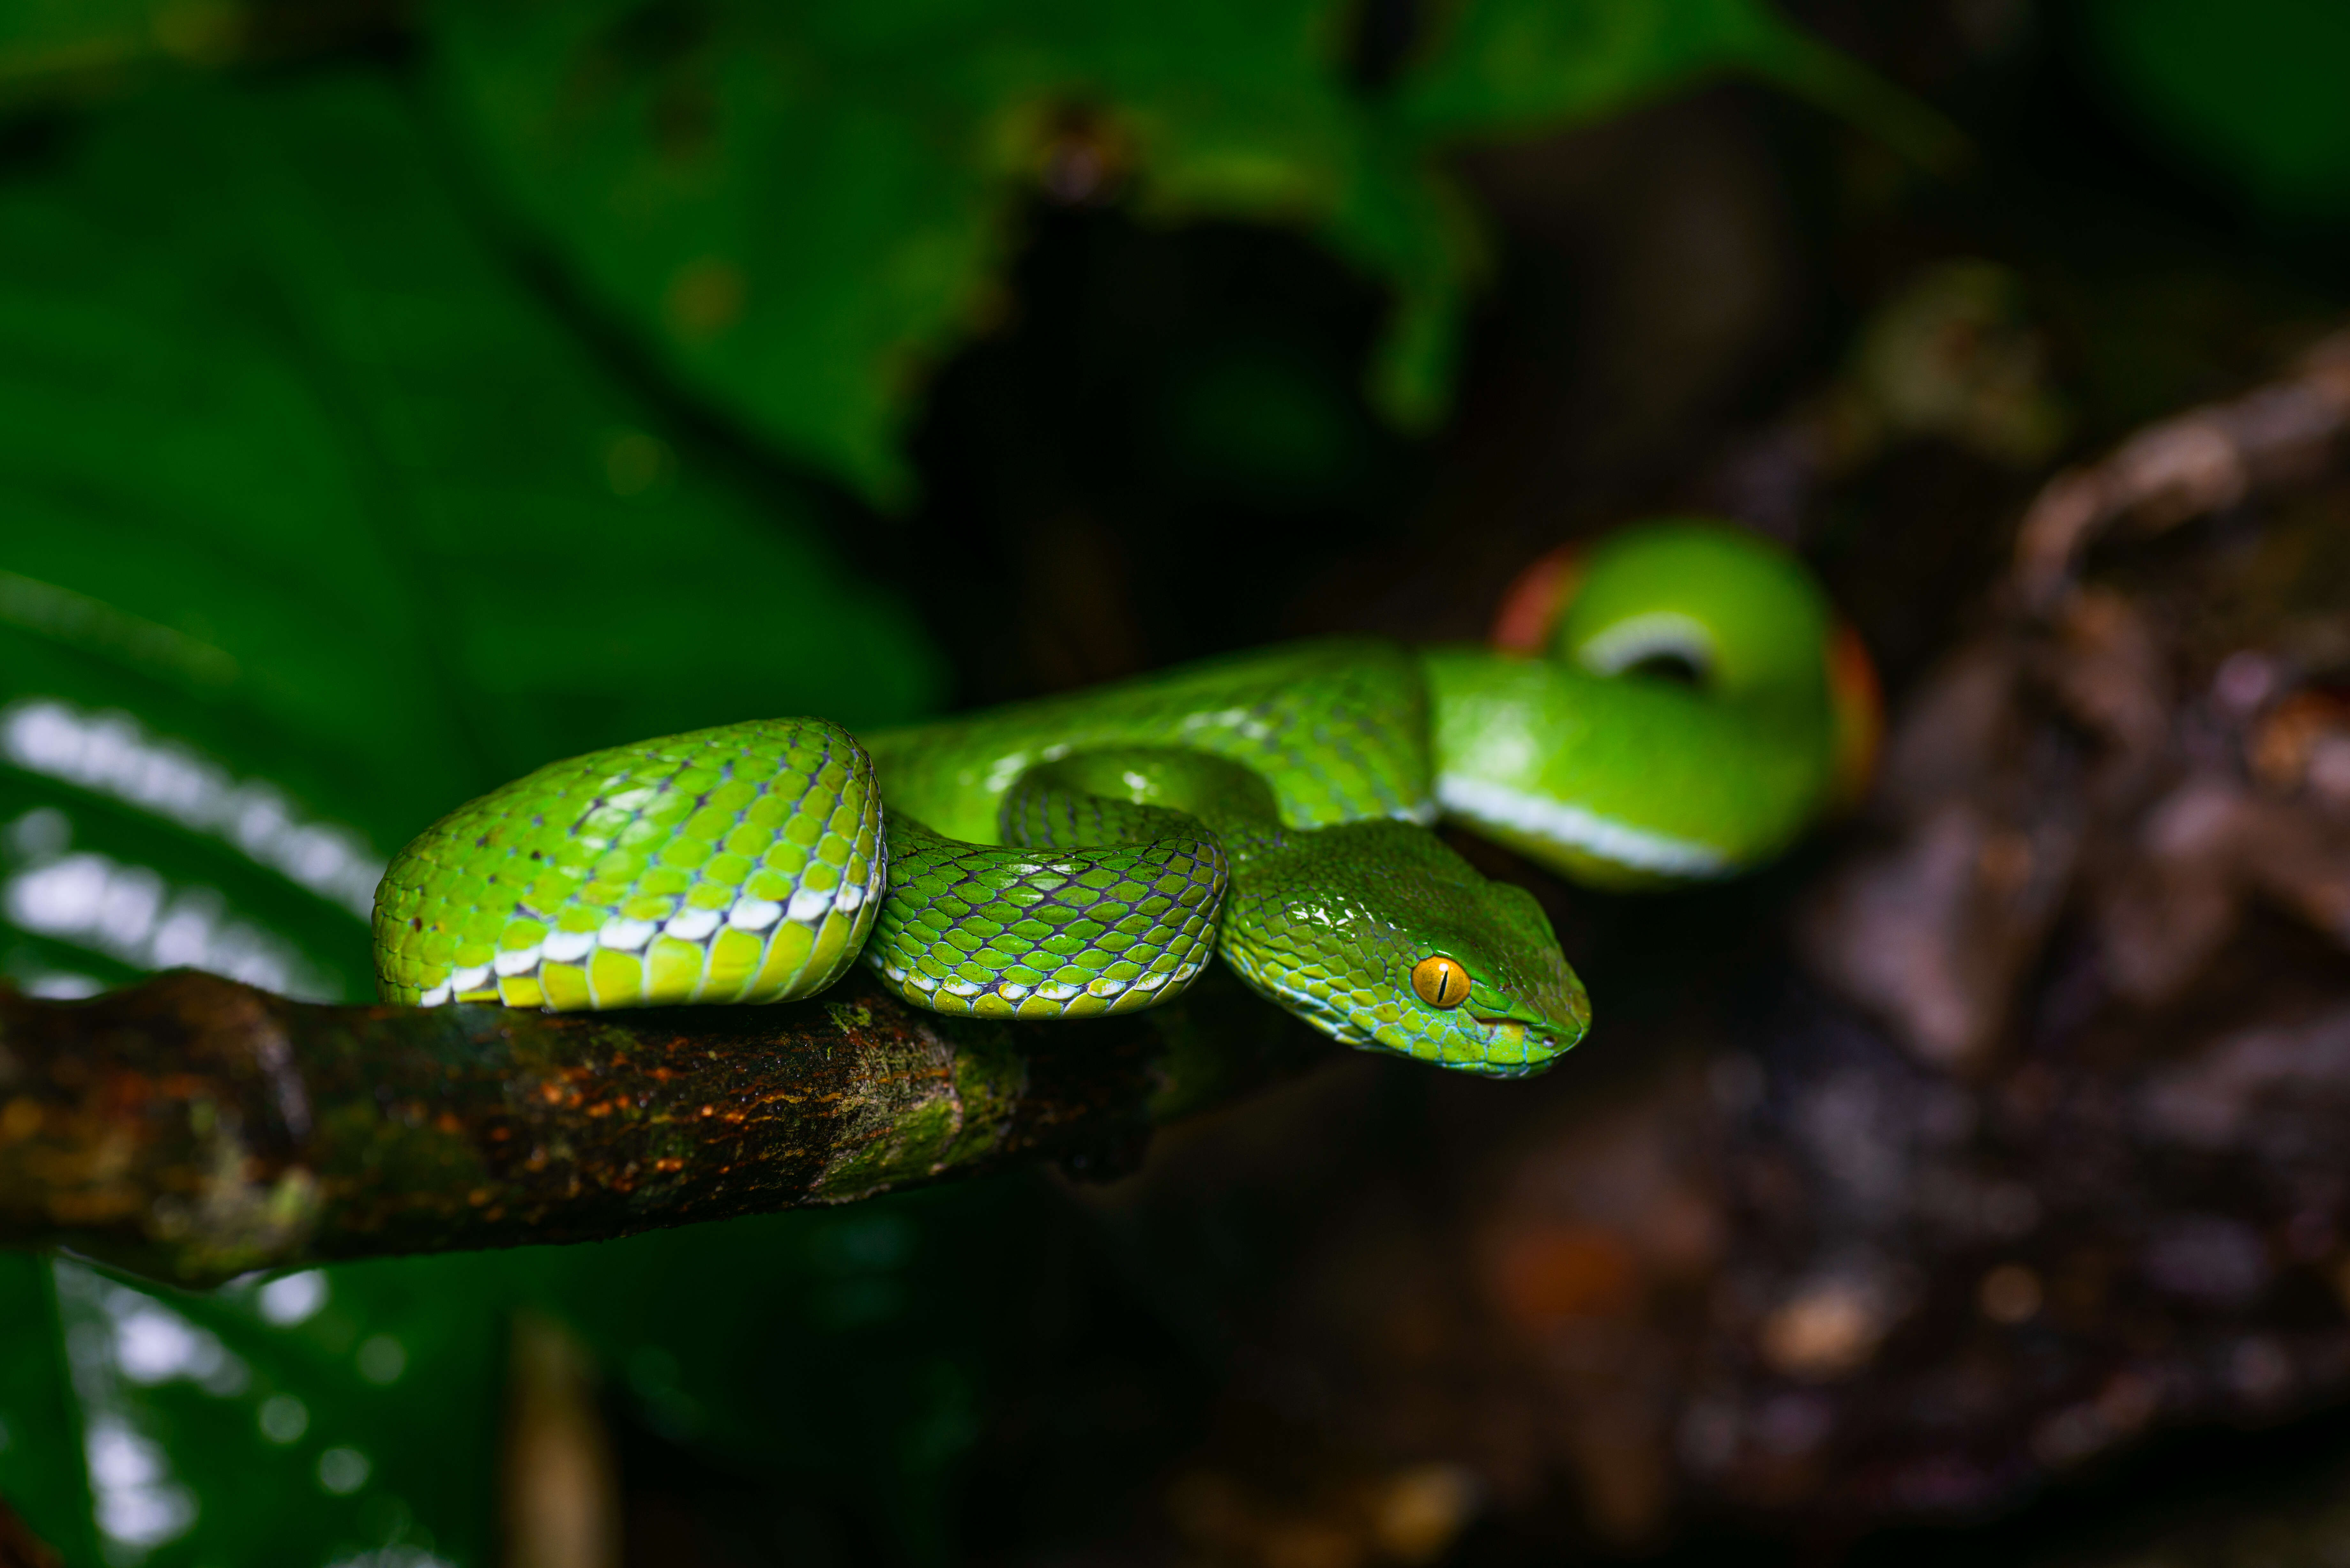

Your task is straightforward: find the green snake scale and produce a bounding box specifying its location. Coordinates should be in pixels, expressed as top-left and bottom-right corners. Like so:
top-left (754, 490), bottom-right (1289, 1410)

top-left (373, 522), bottom-right (1876, 1079)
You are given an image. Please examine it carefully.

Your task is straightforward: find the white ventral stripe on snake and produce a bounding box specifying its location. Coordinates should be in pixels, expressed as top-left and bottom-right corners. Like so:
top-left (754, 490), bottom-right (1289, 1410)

top-left (1434, 772), bottom-right (1732, 878)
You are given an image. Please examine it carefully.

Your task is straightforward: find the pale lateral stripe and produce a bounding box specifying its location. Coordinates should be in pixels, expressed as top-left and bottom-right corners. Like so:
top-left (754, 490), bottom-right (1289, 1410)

top-left (726, 899), bottom-right (781, 931)
top-left (1436, 773), bottom-right (1731, 878)
top-left (597, 917), bottom-right (656, 951)
top-left (664, 907), bottom-right (721, 942)
top-left (542, 928), bottom-right (594, 963)
top-left (1574, 611), bottom-right (1715, 677)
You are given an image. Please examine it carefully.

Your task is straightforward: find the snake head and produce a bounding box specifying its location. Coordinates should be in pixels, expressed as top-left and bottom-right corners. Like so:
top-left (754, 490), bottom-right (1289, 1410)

top-left (1220, 820), bottom-right (1591, 1077)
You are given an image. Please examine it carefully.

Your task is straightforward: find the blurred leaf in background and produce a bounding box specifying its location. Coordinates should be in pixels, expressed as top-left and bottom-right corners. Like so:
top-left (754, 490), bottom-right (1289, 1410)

top-left (425, 0), bottom-right (1950, 505)
top-left (0, 0), bottom-right (242, 105)
top-left (0, 1178), bottom-right (1093, 1567)
top-left (27, 1255), bottom-right (504, 1566)
top-left (2083, 0), bottom-right (2350, 225)
top-left (0, 69), bottom-right (938, 1003)
top-left (0, 64), bottom-right (939, 1565)
top-left (0, 1254), bottom-right (90, 1564)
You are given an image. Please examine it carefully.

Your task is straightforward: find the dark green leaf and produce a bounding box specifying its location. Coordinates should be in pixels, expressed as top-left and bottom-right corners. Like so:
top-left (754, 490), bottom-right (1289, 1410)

top-left (0, 0), bottom-right (244, 109)
top-left (424, 0), bottom-right (1940, 501)
top-left (0, 68), bottom-right (940, 1002)
top-left (2084, 0), bottom-right (2350, 222)
top-left (45, 1256), bottom-right (502, 1566)
top-left (0, 1254), bottom-right (94, 1566)
top-left (0, 68), bottom-right (941, 1558)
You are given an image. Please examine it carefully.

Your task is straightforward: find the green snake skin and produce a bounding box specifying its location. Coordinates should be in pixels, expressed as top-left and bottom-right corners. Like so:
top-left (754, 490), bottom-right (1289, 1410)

top-left (374, 521), bottom-right (1865, 1078)
top-left (372, 721), bottom-right (882, 1011)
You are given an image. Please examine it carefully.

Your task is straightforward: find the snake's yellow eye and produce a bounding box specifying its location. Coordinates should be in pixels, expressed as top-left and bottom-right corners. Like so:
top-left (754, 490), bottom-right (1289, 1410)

top-left (1411, 954), bottom-right (1471, 1009)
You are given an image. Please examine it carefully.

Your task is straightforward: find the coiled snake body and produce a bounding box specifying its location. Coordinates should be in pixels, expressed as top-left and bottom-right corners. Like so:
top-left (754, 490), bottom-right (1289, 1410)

top-left (372, 523), bottom-right (1874, 1078)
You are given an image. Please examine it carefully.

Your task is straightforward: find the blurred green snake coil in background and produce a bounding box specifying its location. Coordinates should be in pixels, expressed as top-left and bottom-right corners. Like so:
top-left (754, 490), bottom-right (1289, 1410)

top-left (374, 521), bottom-right (1876, 1077)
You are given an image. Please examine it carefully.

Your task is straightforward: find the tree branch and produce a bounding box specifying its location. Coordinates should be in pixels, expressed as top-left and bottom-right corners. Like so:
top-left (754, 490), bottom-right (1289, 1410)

top-left (0, 968), bottom-right (1322, 1286)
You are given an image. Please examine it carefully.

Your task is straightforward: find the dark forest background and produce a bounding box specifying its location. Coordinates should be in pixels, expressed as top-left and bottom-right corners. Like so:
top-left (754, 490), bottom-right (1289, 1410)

top-left (1, 1), bottom-right (2348, 1564)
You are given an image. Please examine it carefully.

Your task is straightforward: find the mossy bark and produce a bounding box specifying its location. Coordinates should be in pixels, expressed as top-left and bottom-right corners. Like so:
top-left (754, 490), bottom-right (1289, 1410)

top-left (0, 967), bottom-right (1319, 1286)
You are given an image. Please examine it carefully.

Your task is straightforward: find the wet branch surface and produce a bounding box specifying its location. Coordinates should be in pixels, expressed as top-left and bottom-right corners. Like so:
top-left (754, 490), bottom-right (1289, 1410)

top-left (0, 967), bottom-right (1321, 1286)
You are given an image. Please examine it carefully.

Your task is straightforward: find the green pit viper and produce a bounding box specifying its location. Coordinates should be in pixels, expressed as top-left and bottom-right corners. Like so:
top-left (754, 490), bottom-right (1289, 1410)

top-left (372, 521), bottom-right (1877, 1079)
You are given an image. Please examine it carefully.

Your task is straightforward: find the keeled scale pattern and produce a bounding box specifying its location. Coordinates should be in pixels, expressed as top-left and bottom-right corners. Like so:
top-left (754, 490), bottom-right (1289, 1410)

top-left (373, 719), bottom-right (883, 1010)
top-left (1215, 819), bottom-right (1590, 1078)
top-left (866, 818), bottom-right (1224, 1019)
top-left (862, 639), bottom-right (1436, 844)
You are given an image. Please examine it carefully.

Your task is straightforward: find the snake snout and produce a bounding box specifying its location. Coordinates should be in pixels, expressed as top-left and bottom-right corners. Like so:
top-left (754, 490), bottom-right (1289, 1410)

top-left (1466, 958), bottom-right (1592, 1076)
top-left (1477, 1007), bottom-right (1587, 1075)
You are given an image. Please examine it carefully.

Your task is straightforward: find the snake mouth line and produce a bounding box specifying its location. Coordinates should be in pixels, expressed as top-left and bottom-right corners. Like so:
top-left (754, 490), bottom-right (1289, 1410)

top-left (1472, 1011), bottom-right (1565, 1035)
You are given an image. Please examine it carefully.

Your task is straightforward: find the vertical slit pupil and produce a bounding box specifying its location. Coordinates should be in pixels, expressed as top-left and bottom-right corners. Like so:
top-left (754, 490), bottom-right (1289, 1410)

top-left (1414, 954), bottom-right (1469, 1008)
